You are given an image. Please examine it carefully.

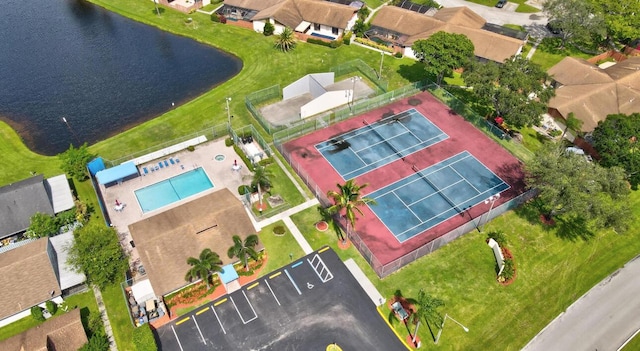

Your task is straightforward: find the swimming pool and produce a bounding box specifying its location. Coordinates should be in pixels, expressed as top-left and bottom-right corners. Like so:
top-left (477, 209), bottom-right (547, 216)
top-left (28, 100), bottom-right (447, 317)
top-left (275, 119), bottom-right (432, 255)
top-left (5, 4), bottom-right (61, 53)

top-left (135, 167), bottom-right (214, 213)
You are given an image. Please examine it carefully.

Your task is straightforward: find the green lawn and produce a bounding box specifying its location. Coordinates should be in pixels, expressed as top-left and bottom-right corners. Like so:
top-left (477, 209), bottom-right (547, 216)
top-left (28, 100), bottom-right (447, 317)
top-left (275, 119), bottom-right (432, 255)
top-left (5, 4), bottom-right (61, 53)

top-left (101, 283), bottom-right (135, 351)
top-left (530, 41), bottom-right (593, 71)
top-left (0, 289), bottom-right (99, 341)
top-left (290, 189), bottom-right (640, 350)
top-left (258, 221), bottom-right (307, 275)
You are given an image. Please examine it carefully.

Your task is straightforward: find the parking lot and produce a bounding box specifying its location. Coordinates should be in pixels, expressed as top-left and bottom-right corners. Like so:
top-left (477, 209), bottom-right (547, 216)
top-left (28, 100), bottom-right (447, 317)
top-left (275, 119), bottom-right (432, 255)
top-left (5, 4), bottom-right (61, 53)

top-left (155, 247), bottom-right (408, 350)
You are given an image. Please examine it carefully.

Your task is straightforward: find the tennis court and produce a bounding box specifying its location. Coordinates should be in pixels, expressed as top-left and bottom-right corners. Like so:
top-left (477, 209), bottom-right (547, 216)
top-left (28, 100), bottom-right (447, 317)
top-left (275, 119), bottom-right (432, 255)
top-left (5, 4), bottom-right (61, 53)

top-left (315, 108), bottom-right (448, 179)
top-left (368, 151), bottom-right (510, 242)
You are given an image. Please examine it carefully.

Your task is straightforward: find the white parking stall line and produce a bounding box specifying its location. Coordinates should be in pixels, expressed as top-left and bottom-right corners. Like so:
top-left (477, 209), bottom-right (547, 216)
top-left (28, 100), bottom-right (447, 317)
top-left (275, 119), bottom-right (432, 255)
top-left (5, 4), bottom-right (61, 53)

top-left (192, 316), bottom-right (206, 345)
top-left (230, 291), bottom-right (258, 324)
top-left (171, 325), bottom-right (185, 351)
top-left (264, 279), bottom-right (281, 306)
top-left (210, 306), bottom-right (226, 335)
top-left (284, 269), bottom-right (302, 295)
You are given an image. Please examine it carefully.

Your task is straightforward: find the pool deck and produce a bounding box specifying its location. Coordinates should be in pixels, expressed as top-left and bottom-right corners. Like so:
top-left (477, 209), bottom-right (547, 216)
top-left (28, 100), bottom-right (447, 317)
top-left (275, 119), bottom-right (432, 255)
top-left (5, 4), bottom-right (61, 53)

top-left (100, 139), bottom-right (255, 277)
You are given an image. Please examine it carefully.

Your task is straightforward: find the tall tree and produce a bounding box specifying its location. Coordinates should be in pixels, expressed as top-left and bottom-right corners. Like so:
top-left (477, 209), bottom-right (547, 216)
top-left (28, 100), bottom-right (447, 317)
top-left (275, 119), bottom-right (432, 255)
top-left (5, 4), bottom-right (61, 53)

top-left (543, 0), bottom-right (606, 49)
top-left (275, 27), bottom-right (296, 52)
top-left (411, 290), bottom-right (445, 344)
top-left (184, 248), bottom-right (223, 289)
top-left (251, 165), bottom-right (274, 210)
top-left (591, 113), bottom-right (640, 187)
top-left (68, 223), bottom-right (128, 289)
top-left (58, 143), bottom-right (95, 181)
top-left (26, 212), bottom-right (59, 238)
top-left (587, 0), bottom-right (640, 44)
top-left (327, 180), bottom-right (376, 243)
top-left (227, 234), bottom-right (260, 271)
top-left (462, 56), bottom-right (554, 128)
top-left (560, 112), bottom-right (583, 139)
top-left (525, 144), bottom-right (631, 232)
top-left (411, 31), bottom-right (475, 85)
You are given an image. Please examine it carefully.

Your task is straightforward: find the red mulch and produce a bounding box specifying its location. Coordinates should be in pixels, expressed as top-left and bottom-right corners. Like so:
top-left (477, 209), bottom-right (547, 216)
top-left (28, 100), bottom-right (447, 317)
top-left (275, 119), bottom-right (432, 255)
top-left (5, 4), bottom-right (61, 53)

top-left (315, 221), bottom-right (328, 231)
top-left (337, 239), bottom-right (351, 250)
top-left (539, 214), bottom-right (556, 226)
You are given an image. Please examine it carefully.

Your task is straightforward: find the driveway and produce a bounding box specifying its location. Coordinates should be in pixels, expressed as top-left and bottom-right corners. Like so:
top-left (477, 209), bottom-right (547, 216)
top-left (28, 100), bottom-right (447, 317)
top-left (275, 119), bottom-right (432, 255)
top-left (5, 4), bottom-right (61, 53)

top-left (522, 255), bottom-right (640, 351)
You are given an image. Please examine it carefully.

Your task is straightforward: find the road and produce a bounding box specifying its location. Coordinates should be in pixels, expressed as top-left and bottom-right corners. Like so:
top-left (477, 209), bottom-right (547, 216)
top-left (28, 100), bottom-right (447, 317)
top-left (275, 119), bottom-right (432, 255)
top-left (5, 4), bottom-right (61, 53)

top-left (437, 0), bottom-right (548, 27)
top-left (522, 256), bottom-right (640, 351)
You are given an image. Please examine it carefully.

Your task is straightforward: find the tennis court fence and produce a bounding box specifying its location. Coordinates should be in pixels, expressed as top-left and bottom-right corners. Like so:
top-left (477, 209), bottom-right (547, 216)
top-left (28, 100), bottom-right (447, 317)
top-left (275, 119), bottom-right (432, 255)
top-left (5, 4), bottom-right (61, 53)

top-left (348, 189), bottom-right (536, 278)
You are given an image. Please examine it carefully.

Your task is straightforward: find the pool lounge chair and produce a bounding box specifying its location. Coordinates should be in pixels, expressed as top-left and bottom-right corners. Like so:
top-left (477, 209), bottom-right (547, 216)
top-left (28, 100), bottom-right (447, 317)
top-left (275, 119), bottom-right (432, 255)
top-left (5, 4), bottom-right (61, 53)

top-left (143, 167), bottom-right (149, 175)
top-left (164, 160), bottom-right (169, 167)
top-left (169, 158), bottom-right (175, 165)
top-left (175, 158), bottom-right (180, 163)
top-left (158, 162), bottom-right (164, 169)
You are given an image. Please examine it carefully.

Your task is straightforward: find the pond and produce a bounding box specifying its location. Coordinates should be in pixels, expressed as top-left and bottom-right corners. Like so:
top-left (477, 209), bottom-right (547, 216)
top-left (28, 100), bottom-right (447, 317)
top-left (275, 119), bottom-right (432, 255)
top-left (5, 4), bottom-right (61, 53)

top-left (0, 0), bottom-right (242, 155)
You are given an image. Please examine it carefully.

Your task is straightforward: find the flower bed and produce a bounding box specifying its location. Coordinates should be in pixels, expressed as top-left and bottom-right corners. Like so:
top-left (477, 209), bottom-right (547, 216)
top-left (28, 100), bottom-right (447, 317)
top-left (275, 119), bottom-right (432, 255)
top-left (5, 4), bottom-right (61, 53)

top-left (315, 221), bottom-right (328, 232)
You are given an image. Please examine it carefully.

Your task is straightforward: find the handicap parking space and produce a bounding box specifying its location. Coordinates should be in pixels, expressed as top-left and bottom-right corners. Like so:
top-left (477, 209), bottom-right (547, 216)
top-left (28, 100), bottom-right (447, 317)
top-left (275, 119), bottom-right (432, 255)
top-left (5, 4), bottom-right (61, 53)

top-left (156, 247), bottom-right (408, 350)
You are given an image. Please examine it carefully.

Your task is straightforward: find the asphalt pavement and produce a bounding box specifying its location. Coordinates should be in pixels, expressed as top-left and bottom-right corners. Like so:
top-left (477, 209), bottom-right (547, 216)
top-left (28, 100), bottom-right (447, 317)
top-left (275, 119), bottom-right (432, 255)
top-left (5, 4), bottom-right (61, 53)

top-left (437, 0), bottom-right (548, 27)
top-left (522, 255), bottom-right (640, 351)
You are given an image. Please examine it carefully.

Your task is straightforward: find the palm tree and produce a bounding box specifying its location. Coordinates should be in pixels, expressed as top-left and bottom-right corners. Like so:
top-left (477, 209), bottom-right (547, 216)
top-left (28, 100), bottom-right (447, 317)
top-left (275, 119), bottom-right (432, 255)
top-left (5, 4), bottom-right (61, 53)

top-left (411, 290), bottom-right (444, 344)
top-left (327, 179), bottom-right (377, 243)
top-left (275, 27), bottom-right (296, 52)
top-left (184, 248), bottom-right (223, 289)
top-left (251, 165), bottom-right (273, 210)
top-left (561, 112), bottom-right (583, 139)
top-left (227, 234), bottom-right (260, 271)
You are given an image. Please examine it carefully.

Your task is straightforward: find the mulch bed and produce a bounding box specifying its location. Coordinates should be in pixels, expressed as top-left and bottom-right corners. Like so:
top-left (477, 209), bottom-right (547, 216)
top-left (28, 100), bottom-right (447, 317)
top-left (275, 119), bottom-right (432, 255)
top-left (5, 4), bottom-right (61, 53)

top-left (539, 214), bottom-right (556, 226)
top-left (315, 221), bottom-right (328, 231)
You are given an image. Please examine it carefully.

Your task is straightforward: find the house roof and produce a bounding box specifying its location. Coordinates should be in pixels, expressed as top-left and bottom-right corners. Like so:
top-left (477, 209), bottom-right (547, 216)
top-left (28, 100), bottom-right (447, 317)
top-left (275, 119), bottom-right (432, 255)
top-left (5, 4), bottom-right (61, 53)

top-left (129, 189), bottom-right (259, 296)
top-left (548, 56), bottom-right (640, 131)
top-left (371, 6), bottom-right (442, 37)
top-left (44, 175), bottom-right (75, 213)
top-left (224, 0), bottom-right (282, 11)
top-left (371, 6), bottom-right (523, 63)
top-left (0, 238), bottom-right (61, 321)
top-left (0, 309), bottom-right (88, 351)
top-left (49, 231), bottom-right (86, 291)
top-left (0, 175), bottom-right (55, 239)
top-left (247, 0), bottom-right (358, 29)
top-left (431, 6), bottom-right (486, 28)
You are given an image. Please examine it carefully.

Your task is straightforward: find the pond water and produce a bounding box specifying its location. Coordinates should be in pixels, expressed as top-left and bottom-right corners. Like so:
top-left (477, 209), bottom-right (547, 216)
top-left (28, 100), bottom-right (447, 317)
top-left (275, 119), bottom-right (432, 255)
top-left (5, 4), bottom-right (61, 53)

top-left (0, 0), bottom-right (242, 155)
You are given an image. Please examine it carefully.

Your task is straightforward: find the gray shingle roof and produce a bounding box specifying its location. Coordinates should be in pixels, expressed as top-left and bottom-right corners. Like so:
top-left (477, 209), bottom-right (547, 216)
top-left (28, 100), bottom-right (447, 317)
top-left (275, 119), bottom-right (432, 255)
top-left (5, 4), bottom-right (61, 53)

top-left (0, 175), bottom-right (54, 239)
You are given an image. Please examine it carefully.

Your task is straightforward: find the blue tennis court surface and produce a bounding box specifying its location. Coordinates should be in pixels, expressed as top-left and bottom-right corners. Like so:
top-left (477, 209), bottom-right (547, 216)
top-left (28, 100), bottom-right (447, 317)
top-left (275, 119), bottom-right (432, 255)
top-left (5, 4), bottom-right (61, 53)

top-left (315, 109), bottom-right (448, 179)
top-left (135, 167), bottom-right (213, 213)
top-left (368, 152), bottom-right (510, 242)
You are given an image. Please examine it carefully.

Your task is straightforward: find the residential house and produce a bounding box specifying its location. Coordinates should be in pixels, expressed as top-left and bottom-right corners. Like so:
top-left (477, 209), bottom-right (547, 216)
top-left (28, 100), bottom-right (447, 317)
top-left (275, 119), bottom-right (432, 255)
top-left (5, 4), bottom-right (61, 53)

top-left (221, 0), bottom-right (359, 40)
top-left (129, 189), bottom-right (261, 298)
top-left (0, 174), bottom-right (75, 241)
top-left (547, 56), bottom-right (640, 132)
top-left (368, 6), bottom-right (526, 63)
top-left (0, 309), bottom-right (88, 351)
top-left (0, 235), bottom-right (86, 328)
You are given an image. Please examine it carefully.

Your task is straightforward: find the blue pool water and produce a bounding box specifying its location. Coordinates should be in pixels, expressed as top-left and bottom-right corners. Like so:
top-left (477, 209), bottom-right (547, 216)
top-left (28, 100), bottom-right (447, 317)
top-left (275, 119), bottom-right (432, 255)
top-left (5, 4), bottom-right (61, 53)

top-left (135, 168), bottom-right (214, 213)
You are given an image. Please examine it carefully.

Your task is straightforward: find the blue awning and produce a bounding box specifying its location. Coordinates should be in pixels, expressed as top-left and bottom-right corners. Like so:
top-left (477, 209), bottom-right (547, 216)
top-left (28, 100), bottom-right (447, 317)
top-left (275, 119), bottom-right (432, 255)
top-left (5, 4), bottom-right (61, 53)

top-left (219, 264), bottom-right (239, 284)
top-left (95, 162), bottom-right (138, 185)
top-left (87, 157), bottom-right (106, 176)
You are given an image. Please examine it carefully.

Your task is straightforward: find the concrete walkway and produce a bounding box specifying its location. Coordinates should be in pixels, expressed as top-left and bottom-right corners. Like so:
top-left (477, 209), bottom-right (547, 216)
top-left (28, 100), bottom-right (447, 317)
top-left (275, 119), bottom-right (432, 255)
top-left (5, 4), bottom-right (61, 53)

top-left (282, 216), bottom-right (314, 254)
top-left (93, 285), bottom-right (118, 351)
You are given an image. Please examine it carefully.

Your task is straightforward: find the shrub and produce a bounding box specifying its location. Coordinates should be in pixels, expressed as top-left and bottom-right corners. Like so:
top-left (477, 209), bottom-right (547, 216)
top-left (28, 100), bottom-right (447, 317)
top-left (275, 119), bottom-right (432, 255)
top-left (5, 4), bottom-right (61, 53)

top-left (329, 40), bottom-right (343, 49)
top-left (273, 225), bottom-right (286, 235)
top-left (225, 138), bottom-right (234, 147)
top-left (133, 323), bottom-right (158, 351)
top-left (31, 306), bottom-right (45, 322)
top-left (238, 185), bottom-right (251, 195)
top-left (27, 212), bottom-right (59, 238)
top-left (210, 13), bottom-right (220, 22)
top-left (257, 158), bottom-right (274, 167)
top-left (306, 38), bottom-right (332, 47)
top-left (187, 145), bottom-right (195, 152)
top-left (487, 230), bottom-right (507, 247)
top-left (343, 31), bottom-right (352, 45)
top-left (46, 300), bottom-right (57, 315)
top-left (499, 257), bottom-right (515, 282)
top-left (394, 52), bottom-right (403, 58)
top-left (233, 144), bottom-right (254, 170)
top-left (79, 334), bottom-right (109, 351)
top-left (263, 22), bottom-right (275, 36)
top-left (354, 37), bottom-right (393, 52)
top-left (219, 15), bottom-right (227, 24)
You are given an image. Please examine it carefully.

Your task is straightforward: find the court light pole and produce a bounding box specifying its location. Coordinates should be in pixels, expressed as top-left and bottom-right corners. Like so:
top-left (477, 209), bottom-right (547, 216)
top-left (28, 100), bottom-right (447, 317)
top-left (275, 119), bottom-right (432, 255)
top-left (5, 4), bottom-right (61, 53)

top-left (349, 76), bottom-right (360, 113)
top-left (435, 313), bottom-right (469, 344)
top-left (480, 193), bottom-right (501, 232)
top-left (225, 97), bottom-right (232, 127)
top-left (378, 51), bottom-right (384, 79)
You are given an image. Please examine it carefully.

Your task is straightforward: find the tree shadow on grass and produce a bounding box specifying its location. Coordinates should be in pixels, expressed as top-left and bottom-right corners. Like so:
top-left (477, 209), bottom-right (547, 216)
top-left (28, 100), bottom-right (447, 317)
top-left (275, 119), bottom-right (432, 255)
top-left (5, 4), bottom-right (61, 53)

top-left (512, 199), bottom-right (555, 233)
top-left (387, 290), bottom-right (417, 337)
top-left (554, 215), bottom-right (595, 242)
top-left (397, 62), bottom-right (433, 83)
top-left (151, 7), bottom-right (166, 15)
